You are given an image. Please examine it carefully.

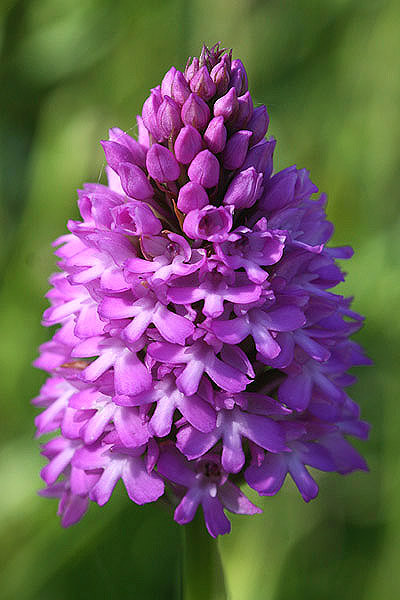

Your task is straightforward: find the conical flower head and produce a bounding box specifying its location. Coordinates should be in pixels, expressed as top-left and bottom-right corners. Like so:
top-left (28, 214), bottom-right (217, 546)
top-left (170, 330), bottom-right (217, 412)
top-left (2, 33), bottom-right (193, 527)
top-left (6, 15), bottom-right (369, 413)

top-left (34, 43), bottom-right (370, 537)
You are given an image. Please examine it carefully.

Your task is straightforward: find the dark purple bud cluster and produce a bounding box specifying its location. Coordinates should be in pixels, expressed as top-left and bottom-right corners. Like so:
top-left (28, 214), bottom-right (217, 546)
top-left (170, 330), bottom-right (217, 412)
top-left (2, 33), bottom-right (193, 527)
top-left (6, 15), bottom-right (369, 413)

top-left (34, 43), bottom-right (370, 537)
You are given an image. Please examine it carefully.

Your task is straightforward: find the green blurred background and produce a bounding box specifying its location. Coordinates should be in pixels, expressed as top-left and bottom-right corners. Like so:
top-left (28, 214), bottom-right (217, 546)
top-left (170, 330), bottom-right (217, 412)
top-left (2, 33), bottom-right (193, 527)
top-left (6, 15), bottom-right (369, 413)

top-left (1, 0), bottom-right (399, 598)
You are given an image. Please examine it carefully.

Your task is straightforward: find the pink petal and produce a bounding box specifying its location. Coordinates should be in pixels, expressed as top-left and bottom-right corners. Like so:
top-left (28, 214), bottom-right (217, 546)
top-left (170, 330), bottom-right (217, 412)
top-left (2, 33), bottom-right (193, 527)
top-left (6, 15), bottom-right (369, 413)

top-left (218, 481), bottom-right (262, 515)
top-left (202, 495), bottom-right (231, 537)
top-left (122, 457), bottom-right (164, 504)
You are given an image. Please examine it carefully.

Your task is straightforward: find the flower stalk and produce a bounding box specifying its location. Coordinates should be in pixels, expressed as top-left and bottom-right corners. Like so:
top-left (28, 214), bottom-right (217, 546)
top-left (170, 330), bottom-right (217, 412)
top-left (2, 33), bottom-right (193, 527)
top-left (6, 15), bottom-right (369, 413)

top-left (181, 512), bottom-right (227, 600)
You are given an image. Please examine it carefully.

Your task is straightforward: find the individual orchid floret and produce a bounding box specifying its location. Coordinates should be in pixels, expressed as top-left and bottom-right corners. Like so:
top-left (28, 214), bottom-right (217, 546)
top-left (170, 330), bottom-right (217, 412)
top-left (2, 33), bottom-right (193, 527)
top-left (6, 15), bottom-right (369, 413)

top-left (177, 400), bottom-right (287, 473)
top-left (160, 67), bottom-right (177, 98)
top-left (230, 58), bottom-right (248, 95)
top-left (174, 125), bottom-right (203, 164)
top-left (141, 87), bottom-right (163, 141)
top-left (171, 70), bottom-right (191, 105)
top-left (181, 93), bottom-right (210, 131)
top-left (187, 149), bottom-right (220, 189)
top-left (157, 445), bottom-right (261, 538)
top-left (242, 138), bottom-right (276, 176)
top-left (204, 116), bottom-right (227, 154)
top-left (157, 96), bottom-right (183, 138)
top-left (215, 219), bottom-right (286, 283)
top-left (118, 162), bottom-right (154, 199)
top-left (245, 422), bottom-right (342, 502)
top-left (147, 340), bottom-right (252, 396)
top-left (223, 167), bottom-right (263, 209)
top-left (190, 65), bottom-right (217, 100)
top-left (99, 290), bottom-right (194, 345)
top-left (146, 143), bottom-right (180, 182)
top-left (222, 129), bottom-right (252, 170)
top-left (183, 205), bottom-right (233, 242)
top-left (73, 441), bottom-right (164, 506)
top-left (177, 182), bottom-right (209, 213)
top-left (235, 92), bottom-right (253, 129)
top-left (247, 105), bottom-right (270, 146)
top-left (101, 138), bottom-right (146, 172)
top-left (111, 201), bottom-right (162, 236)
top-left (210, 54), bottom-right (230, 95)
top-left (214, 87), bottom-right (238, 121)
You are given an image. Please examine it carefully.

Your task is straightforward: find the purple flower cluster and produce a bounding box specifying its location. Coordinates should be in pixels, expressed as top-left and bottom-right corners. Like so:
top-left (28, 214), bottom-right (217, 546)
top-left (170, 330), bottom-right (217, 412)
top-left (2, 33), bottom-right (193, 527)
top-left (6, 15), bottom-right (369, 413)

top-left (34, 44), bottom-right (370, 537)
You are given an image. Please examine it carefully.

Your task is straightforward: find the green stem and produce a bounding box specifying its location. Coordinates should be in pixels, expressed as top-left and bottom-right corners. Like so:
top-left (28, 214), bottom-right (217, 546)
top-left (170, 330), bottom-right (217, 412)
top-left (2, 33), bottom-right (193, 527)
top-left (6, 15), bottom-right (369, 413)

top-left (181, 512), bottom-right (228, 600)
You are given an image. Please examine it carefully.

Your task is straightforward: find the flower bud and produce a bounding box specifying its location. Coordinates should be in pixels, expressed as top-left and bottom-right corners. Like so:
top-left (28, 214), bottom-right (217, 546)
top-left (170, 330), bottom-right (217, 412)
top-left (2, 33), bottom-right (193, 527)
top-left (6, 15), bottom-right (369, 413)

top-left (142, 87), bottom-right (163, 141)
top-left (183, 205), bottom-right (232, 242)
top-left (181, 93), bottom-right (210, 131)
top-left (157, 96), bottom-right (182, 138)
top-left (185, 57), bottom-right (199, 82)
top-left (146, 143), bottom-right (180, 182)
top-left (235, 92), bottom-right (253, 129)
top-left (259, 167), bottom-right (298, 212)
top-left (174, 125), bottom-right (203, 164)
top-left (101, 140), bottom-right (144, 173)
top-left (108, 128), bottom-right (147, 167)
top-left (190, 66), bottom-right (217, 101)
top-left (177, 181), bottom-right (209, 213)
top-left (222, 130), bottom-right (252, 170)
top-left (210, 55), bottom-right (231, 96)
top-left (214, 87), bottom-right (238, 122)
top-left (247, 105), bottom-right (269, 146)
top-left (171, 71), bottom-right (190, 105)
top-left (223, 167), bottom-right (263, 209)
top-left (242, 138), bottom-right (276, 177)
top-left (112, 201), bottom-right (162, 236)
top-left (203, 116), bottom-right (227, 154)
top-left (136, 115), bottom-right (150, 148)
top-left (230, 59), bottom-right (248, 95)
top-left (119, 163), bottom-right (154, 199)
top-left (161, 67), bottom-right (177, 97)
top-left (198, 44), bottom-right (209, 67)
top-left (188, 149), bottom-right (220, 188)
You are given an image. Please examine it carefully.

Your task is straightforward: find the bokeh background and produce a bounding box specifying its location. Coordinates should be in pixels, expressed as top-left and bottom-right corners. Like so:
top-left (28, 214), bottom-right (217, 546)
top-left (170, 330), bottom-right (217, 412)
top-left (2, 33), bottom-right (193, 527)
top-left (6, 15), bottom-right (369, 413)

top-left (1, 0), bottom-right (399, 598)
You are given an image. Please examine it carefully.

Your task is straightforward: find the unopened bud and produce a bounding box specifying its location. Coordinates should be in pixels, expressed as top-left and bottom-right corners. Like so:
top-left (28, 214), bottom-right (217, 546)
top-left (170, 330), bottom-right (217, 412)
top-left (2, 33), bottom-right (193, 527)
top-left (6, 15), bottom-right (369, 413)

top-left (247, 105), bottom-right (269, 146)
top-left (181, 93), bottom-right (210, 131)
top-left (242, 138), bottom-right (276, 177)
top-left (136, 115), bottom-right (149, 148)
top-left (190, 66), bottom-right (217, 101)
top-left (204, 116), bottom-right (227, 154)
top-left (119, 163), bottom-right (154, 199)
top-left (157, 96), bottom-right (182, 138)
top-left (214, 87), bottom-right (238, 122)
top-left (161, 67), bottom-right (177, 98)
top-left (222, 130), bottom-right (252, 170)
top-left (171, 71), bottom-right (191, 105)
top-left (177, 182), bottom-right (209, 213)
top-left (146, 143), bottom-right (180, 182)
top-left (230, 59), bottom-right (248, 96)
top-left (188, 149), bottom-right (220, 188)
top-left (109, 128), bottom-right (147, 167)
top-left (210, 55), bottom-right (231, 96)
top-left (235, 92), bottom-right (253, 129)
top-left (223, 167), bottom-right (263, 209)
top-left (174, 125), bottom-right (203, 164)
top-left (185, 57), bottom-right (199, 83)
top-left (142, 87), bottom-right (163, 142)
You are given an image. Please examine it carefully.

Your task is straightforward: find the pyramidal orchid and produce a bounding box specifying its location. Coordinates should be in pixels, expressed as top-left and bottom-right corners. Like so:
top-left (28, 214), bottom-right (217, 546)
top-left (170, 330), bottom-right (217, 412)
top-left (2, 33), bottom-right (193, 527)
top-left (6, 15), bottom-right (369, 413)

top-left (34, 44), bottom-right (370, 556)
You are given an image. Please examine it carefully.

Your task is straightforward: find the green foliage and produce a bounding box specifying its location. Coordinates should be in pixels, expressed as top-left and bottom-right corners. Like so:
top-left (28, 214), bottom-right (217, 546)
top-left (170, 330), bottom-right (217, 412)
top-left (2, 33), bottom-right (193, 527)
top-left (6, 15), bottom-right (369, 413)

top-left (1, 1), bottom-right (399, 597)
